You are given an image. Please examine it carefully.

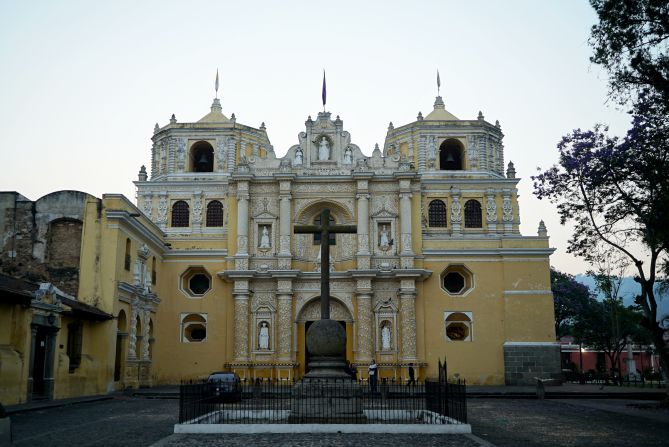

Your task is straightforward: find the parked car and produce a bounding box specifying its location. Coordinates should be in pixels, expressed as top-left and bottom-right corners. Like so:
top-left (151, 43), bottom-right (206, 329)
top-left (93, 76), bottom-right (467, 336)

top-left (205, 371), bottom-right (242, 403)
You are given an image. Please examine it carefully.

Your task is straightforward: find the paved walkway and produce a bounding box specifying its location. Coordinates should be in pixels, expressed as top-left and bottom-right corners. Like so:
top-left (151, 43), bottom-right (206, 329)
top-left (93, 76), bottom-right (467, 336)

top-left (150, 433), bottom-right (490, 447)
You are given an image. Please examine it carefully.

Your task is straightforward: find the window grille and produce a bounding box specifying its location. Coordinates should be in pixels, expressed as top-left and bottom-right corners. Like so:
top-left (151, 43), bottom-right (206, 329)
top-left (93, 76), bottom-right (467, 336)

top-left (206, 200), bottom-right (224, 227)
top-left (464, 200), bottom-right (482, 228)
top-left (428, 200), bottom-right (447, 227)
top-left (172, 201), bottom-right (190, 227)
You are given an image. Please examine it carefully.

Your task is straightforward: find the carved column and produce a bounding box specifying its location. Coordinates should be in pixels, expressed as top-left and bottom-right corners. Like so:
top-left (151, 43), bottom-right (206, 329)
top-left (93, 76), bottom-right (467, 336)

top-left (418, 136), bottom-right (426, 171)
top-left (128, 306), bottom-right (138, 360)
top-left (399, 290), bottom-right (417, 361)
top-left (451, 189), bottom-right (462, 235)
top-left (277, 293), bottom-right (293, 361)
top-left (356, 193), bottom-right (370, 255)
top-left (227, 137), bottom-right (237, 173)
top-left (502, 189), bottom-right (513, 233)
top-left (399, 192), bottom-right (413, 254)
top-left (233, 291), bottom-right (250, 361)
top-left (192, 191), bottom-right (203, 232)
top-left (356, 292), bottom-right (374, 362)
top-left (236, 185), bottom-right (249, 256)
top-left (279, 195), bottom-right (291, 255)
top-left (485, 188), bottom-right (498, 233)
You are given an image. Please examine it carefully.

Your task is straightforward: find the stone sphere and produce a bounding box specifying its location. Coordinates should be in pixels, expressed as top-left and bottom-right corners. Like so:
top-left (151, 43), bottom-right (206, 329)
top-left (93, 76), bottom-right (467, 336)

top-left (306, 319), bottom-right (346, 357)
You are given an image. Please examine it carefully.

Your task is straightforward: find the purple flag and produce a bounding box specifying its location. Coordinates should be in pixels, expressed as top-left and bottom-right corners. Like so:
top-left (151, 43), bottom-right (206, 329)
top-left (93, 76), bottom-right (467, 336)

top-left (322, 70), bottom-right (326, 108)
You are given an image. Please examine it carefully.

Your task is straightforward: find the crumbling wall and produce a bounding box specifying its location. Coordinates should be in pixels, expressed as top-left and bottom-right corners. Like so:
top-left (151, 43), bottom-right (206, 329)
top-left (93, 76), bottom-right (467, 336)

top-left (0, 191), bottom-right (97, 296)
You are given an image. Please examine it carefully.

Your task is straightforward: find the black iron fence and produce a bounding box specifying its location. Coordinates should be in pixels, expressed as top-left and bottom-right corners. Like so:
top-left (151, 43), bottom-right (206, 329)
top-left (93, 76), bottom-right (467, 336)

top-left (179, 378), bottom-right (467, 425)
top-left (563, 370), bottom-right (666, 388)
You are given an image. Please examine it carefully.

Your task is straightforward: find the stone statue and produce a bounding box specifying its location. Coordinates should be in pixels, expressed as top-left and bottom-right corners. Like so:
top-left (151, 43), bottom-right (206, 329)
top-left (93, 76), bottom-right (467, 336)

top-left (381, 324), bottom-right (391, 350)
top-left (294, 148), bottom-right (303, 165)
top-left (379, 225), bottom-right (390, 248)
top-left (344, 147), bottom-right (352, 164)
top-left (318, 137), bottom-right (330, 160)
top-left (259, 322), bottom-right (270, 349)
top-left (259, 225), bottom-right (271, 248)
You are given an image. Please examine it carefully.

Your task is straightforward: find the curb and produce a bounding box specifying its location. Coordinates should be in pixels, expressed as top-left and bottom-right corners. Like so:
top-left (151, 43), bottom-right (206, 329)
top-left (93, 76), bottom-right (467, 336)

top-left (5, 396), bottom-right (114, 415)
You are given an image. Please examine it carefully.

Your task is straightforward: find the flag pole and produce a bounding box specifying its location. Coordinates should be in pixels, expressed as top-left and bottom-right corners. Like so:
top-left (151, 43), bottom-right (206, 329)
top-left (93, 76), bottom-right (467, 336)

top-left (322, 69), bottom-right (326, 113)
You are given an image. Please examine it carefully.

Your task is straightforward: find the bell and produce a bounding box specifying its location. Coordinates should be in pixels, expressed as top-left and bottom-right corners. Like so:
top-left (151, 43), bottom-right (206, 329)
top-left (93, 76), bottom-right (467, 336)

top-left (196, 153), bottom-right (209, 168)
top-left (445, 152), bottom-right (455, 163)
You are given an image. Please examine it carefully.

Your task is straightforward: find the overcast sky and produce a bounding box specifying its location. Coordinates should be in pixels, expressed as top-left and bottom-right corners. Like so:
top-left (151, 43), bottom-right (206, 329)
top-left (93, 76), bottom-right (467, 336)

top-left (0, 0), bottom-right (633, 275)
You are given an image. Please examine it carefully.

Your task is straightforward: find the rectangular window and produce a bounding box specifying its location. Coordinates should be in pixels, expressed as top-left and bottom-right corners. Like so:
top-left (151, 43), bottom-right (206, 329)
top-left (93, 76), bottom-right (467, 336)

top-left (67, 322), bottom-right (83, 373)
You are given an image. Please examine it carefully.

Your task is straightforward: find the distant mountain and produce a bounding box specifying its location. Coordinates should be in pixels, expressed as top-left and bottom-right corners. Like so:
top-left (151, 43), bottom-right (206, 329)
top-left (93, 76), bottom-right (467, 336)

top-left (574, 274), bottom-right (669, 319)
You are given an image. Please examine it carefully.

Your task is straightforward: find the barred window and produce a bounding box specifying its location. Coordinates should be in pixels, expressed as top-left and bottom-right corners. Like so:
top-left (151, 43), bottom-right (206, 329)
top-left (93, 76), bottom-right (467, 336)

top-left (171, 201), bottom-right (190, 227)
top-left (206, 200), bottom-right (224, 227)
top-left (428, 200), bottom-right (447, 227)
top-left (313, 213), bottom-right (336, 245)
top-left (464, 200), bottom-right (482, 228)
top-left (124, 238), bottom-right (131, 271)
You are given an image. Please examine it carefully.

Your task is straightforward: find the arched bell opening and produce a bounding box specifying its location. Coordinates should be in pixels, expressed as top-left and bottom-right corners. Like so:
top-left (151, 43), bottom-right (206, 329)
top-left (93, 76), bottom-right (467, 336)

top-left (439, 139), bottom-right (464, 171)
top-left (190, 141), bottom-right (214, 172)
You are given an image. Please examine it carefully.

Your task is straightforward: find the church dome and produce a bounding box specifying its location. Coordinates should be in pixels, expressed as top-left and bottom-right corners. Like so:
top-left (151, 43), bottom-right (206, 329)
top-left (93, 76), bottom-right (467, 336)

top-left (197, 98), bottom-right (229, 123)
top-left (424, 96), bottom-right (458, 121)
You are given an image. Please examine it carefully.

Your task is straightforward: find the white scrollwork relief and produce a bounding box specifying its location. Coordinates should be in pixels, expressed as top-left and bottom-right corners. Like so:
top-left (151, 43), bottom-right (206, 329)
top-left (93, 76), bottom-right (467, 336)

top-left (237, 235), bottom-right (248, 253)
top-left (217, 138), bottom-right (227, 170)
top-left (157, 196), bottom-right (167, 224)
top-left (503, 196), bottom-right (513, 222)
top-left (486, 195), bottom-right (497, 222)
top-left (176, 138), bottom-right (186, 171)
top-left (192, 196), bottom-right (202, 224)
top-left (451, 197), bottom-right (462, 223)
top-left (142, 196), bottom-right (152, 218)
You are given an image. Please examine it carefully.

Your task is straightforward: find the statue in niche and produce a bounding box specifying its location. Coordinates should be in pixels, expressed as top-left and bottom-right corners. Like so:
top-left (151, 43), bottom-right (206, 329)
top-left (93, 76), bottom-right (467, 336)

top-left (318, 136), bottom-right (330, 160)
top-left (294, 148), bottom-right (303, 165)
top-left (259, 225), bottom-right (271, 248)
top-left (381, 323), bottom-right (392, 350)
top-left (379, 225), bottom-right (390, 248)
top-left (259, 322), bottom-right (270, 349)
top-left (344, 147), bottom-right (352, 164)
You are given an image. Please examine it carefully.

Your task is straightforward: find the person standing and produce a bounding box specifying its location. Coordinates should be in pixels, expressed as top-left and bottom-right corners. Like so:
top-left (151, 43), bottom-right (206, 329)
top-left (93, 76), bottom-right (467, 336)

top-left (368, 360), bottom-right (378, 392)
top-left (407, 363), bottom-right (416, 386)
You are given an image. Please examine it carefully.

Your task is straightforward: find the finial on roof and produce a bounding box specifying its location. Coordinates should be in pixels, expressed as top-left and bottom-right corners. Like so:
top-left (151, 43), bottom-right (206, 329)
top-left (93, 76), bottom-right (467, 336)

top-left (373, 143), bottom-right (381, 156)
top-left (495, 120), bottom-right (501, 128)
top-left (154, 123), bottom-right (160, 134)
top-left (260, 122), bottom-right (266, 131)
top-left (478, 111), bottom-right (484, 120)
top-left (417, 111), bottom-right (423, 121)
top-left (506, 161), bottom-right (516, 179)
top-left (388, 121), bottom-right (394, 131)
top-left (138, 165), bottom-right (148, 182)
top-left (230, 113), bottom-right (236, 124)
top-left (437, 69), bottom-right (441, 96)
top-left (170, 114), bottom-right (177, 124)
top-left (433, 96), bottom-right (445, 110)
top-left (215, 69), bottom-right (220, 99)
top-left (538, 220), bottom-right (548, 237)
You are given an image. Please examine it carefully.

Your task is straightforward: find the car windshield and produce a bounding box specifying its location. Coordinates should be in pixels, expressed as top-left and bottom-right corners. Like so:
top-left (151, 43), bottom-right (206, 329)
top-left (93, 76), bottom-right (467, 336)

top-left (208, 374), bottom-right (235, 382)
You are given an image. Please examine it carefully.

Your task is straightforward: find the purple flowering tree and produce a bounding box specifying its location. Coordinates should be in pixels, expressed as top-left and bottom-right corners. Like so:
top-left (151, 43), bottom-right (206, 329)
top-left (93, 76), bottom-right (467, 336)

top-left (533, 91), bottom-right (669, 398)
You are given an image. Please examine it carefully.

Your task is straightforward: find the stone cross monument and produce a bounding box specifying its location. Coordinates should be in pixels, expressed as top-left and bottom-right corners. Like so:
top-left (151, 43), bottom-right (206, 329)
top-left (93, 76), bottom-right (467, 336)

top-left (294, 208), bottom-right (356, 378)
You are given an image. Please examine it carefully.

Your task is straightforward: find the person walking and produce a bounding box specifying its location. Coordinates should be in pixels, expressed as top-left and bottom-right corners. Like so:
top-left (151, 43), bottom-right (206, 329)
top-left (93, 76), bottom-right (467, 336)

top-left (407, 363), bottom-right (416, 386)
top-left (368, 360), bottom-right (378, 392)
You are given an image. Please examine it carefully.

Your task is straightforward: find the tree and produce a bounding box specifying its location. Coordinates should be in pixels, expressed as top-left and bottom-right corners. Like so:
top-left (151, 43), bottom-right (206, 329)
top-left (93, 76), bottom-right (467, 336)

top-left (589, 0), bottom-right (669, 107)
top-left (551, 268), bottom-right (592, 338)
top-left (533, 91), bottom-right (669, 398)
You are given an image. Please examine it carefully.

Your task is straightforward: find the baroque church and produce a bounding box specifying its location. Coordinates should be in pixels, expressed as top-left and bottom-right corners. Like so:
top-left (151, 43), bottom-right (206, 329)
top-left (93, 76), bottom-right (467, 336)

top-left (0, 82), bottom-right (560, 404)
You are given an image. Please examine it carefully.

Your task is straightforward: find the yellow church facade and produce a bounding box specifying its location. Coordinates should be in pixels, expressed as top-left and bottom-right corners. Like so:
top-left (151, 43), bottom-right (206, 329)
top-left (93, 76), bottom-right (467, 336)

top-left (0, 89), bottom-right (558, 404)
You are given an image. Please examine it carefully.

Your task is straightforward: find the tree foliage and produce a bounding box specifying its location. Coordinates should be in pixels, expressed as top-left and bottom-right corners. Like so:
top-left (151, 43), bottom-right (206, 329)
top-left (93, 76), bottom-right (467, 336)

top-left (551, 268), bottom-right (592, 337)
top-left (533, 90), bottom-right (669, 394)
top-left (590, 0), bottom-right (669, 107)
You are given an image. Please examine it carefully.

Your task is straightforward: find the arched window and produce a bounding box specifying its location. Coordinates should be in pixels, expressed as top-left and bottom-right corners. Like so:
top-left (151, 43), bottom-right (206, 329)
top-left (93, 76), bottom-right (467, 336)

top-left (428, 200), bottom-right (447, 227)
top-left (313, 213), bottom-right (336, 245)
top-left (439, 139), bottom-right (464, 170)
top-left (124, 238), bottom-right (131, 271)
top-left (190, 141), bottom-right (214, 172)
top-left (206, 200), bottom-right (224, 227)
top-left (171, 201), bottom-right (190, 227)
top-left (464, 200), bottom-right (482, 228)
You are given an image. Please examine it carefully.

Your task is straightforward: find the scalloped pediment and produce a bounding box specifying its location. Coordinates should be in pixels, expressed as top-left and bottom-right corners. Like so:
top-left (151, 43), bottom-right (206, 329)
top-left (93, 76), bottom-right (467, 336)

top-left (371, 206), bottom-right (397, 219)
